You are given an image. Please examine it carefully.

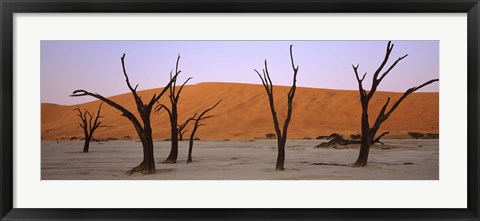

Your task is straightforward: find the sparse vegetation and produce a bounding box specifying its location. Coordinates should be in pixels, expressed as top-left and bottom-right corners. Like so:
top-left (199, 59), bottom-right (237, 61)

top-left (350, 134), bottom-right (361, 140)
top-left (265, 133), bottom-right (276, 139)
top-left (408, 132), bottom-right (425, 139)
top-left (316, 135), bottom-right (331, 140)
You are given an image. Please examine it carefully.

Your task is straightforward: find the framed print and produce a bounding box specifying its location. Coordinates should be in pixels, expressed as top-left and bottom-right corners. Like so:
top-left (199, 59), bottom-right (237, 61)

top-left (1, 0), bottom-right (479, 220)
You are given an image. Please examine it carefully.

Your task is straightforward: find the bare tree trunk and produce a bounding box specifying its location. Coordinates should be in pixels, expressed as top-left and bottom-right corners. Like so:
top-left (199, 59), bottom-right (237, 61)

top-left (141, 127), bottom-right (155, 173)
top-left (164, 111), bottom-right (179, 164)
top-left (353, 106), bottom-right (371, 167)
top-left (83, 136), bottom-right (91, 153)
top-left (276, 140), bottom-right (285, 170)
top-left (187, 138), bottom-right (194, 163)
top-left (163, 117), bottom-right (178, 163)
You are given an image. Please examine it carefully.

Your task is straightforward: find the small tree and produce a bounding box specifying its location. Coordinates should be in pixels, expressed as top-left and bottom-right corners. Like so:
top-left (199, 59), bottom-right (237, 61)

top-left (178, 116), bottom-right (196, 141)
top-left (156, 55), bottom-right (192, 164)
top-left (74, 103), bottom-right (107, 153)
top-left (71, 54), bottom-right (178, 174)
top-left (255, 45), bottom-right (299, 171)
top-left (187, 101), bottom-right (221, 163)
top-left (352, 41), bottom-right (438, 167)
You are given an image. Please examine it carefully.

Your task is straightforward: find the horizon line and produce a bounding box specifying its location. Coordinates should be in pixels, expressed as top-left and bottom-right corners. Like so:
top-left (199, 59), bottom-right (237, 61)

top-left (42, 81), bottom-right (440, 106)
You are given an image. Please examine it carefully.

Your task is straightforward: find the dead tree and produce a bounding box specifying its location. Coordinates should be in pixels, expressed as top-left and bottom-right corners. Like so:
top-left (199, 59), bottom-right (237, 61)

top-left (74, 103), bottom-right (107, 153)
top-left (255, 45), bottom-right (299, 171)
top-left (155, 58), bottom-right (192, 164)
top-left (187, 101), bottom-right (221, 163)
top-left (352, 41), bottom-right (439, 167)
top-left (71, 53), bottom-right (178, 174)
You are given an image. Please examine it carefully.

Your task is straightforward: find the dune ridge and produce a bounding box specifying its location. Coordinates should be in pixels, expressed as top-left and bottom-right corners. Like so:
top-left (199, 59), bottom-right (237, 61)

top-left (42, 82), bottom-right (439, 141)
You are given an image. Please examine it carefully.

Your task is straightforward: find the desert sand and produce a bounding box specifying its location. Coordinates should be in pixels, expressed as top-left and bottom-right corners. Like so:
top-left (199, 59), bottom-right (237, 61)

top-left (42, 82), bottom-right (439, 141)
top-left (41, 139), bottom-right (438, 180)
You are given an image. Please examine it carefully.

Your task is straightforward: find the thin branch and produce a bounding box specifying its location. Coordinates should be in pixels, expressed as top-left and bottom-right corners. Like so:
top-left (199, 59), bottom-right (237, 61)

top-left (254, 69), bottom-right (269, 93)
top-left (377, 54), bottom-right (408, 82)
top-left (372, 41), bottom-right (393, 81)
top-left (71, 90), bottom-right (143, 133)
top-left (282, 45), bottom-right (299, 141)
top-left (384, 78), bottom-right (439, 119)
top-left (373, 131), bottom-right (389, 145)
top-left (155, 104), bottom-right (172, 118)
top-left (175, 77), bottom-right (193, 101)
top-left (371, 97), bottom-right (391, 129)
top-left (352, 64), bottom-right (367, 99)
top-left (171, 55), bottom-right (182, 98)
top-left (264, 60), bottom-right (274, 94)
top-left (121, 54), bottom-right (144, 111)
top-left (197, 100), bottom-right (222, 120)
top-left (146, 63), bottom-right (181, 111)
top-left (189, 101), bottom-right (222, 142)
top-left (178, 113), bottom-right (197, 131)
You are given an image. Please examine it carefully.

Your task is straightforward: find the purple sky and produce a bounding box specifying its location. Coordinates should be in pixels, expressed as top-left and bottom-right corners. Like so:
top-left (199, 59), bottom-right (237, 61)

top-left (41, 41), bottom-right (439, 105)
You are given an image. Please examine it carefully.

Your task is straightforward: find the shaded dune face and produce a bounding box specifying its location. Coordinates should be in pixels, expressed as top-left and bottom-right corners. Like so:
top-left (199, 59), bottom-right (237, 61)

top-left (42, 82), bottom-right (439, 141)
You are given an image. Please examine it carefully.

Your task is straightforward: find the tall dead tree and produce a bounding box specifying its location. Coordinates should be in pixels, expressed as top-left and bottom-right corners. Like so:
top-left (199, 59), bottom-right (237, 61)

top-left (187, 101), bottom-right (221, 163)
top-left (71, 53), bottom-right (178, 174)
top-left (255, 45), bottom-right (299, 171)
top-left (352, 41), bottom-right (439, 167)
top-left (156, 57), bottom-right (192, 164)
top-left (74, 103), bottom-right (107, 153)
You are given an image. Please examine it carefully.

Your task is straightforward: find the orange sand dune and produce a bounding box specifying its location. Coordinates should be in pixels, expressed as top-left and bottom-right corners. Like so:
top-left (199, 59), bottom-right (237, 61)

top-left (41, 82), bottom-right (439, 141)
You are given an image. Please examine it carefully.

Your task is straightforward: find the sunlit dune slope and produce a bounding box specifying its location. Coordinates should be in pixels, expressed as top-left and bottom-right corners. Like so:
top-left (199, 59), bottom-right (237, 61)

top-left (42, 82), bottom-right (439, 140)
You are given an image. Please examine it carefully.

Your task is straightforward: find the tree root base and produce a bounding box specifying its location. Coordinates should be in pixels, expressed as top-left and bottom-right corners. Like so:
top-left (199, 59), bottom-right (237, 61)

top-left (163, 159), bottom-right (177, 164)
top-left (126, 162), bottom-right (155, 175)
top-left (352, 162), bottom-right (367, 167)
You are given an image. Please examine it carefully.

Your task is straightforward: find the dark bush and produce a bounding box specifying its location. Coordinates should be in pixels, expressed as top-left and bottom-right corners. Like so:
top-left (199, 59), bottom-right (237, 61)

top-left (316, 135), bottom-right (331, 140)
top-left (350, 134), bottom-right (361, 140)
top-left (265, 133), bottom-right (276, 139)
top-left (408, 132), bottom-right (425, 139)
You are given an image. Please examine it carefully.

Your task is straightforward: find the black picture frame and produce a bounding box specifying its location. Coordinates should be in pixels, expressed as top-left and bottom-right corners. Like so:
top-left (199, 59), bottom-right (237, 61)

top-left (1, 0), bottom-right (479, 220)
